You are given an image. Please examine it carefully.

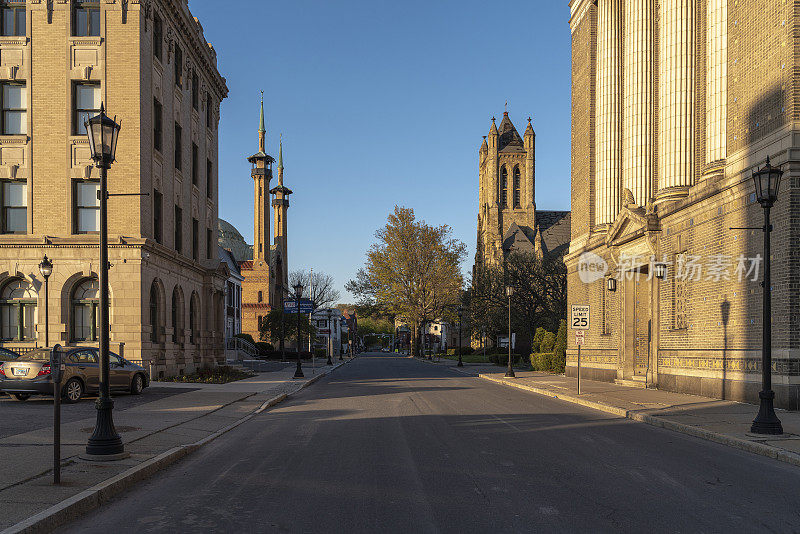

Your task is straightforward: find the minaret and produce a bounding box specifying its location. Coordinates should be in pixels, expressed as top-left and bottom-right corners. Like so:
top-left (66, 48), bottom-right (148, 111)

top-left (270, 137), bottom-right (292, 306)
top-left (247, 92), bottom-right (275, 297)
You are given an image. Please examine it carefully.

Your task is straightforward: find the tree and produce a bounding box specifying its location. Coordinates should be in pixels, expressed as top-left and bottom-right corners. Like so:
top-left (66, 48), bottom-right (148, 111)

top-left (258, 310), bottom-right (317, 350)
top-left (346, 206), bottom-right (466, 357)
top-left (289, 269), bottom-right (341, 310)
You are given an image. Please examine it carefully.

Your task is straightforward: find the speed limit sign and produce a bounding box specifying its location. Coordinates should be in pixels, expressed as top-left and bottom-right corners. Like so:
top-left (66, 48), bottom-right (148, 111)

top-left (571, 305), bottom-right (590, 330)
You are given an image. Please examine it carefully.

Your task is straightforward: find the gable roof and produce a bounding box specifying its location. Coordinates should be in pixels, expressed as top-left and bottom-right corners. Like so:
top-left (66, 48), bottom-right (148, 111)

top-left (498, 112), bottom-right (525, 153)
top-left (502, 222), bottom-right (536, 255)
top-left (537, 211), bottom-right (572, 256)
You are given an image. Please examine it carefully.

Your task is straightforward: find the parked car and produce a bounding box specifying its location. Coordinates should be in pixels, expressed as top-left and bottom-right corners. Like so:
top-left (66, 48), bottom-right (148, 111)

top-left (0, 347), bottom-right (149, 403)
top-left (0, 347), bottom-right (21, 396)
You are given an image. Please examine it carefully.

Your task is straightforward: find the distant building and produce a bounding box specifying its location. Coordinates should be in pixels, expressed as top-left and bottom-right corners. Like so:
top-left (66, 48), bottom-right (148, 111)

top-left (218, 247), bottom-right (243, 340)
top-left (312, 308), bottom-right (342, 356)
top-left (218, 219), bottom-right (253, 263)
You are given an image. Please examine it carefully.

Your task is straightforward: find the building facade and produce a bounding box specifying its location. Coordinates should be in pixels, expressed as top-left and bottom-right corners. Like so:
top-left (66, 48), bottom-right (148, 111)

top-left (311, 308), bottom-right (342, 357)
top-left (219, 246), bottom-right (242, 341)
top-left (0, 0), bottom-right (229, 378)
top-left (567, 0), bottom-right (800, 408)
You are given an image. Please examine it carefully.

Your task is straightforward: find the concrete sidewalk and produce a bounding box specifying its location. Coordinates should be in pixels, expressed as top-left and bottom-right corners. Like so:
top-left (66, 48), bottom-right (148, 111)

top-left (427, 357), bottom-right (800, 467)
top-left (0, 358), bottom-right (353, 532)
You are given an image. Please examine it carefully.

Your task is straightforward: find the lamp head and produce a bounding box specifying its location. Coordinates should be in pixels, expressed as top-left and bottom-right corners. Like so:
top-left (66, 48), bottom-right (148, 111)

top-left (752, 155), bottom-right (783, 208)
top-left (85, 104), bottom-right (121, 169)
top-left (39, 255), bottom-right (53, 279)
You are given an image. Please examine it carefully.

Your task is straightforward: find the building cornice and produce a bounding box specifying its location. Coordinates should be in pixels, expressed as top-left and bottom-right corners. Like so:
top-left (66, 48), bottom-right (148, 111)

top-left (568, 0), bottom-right (593, 31)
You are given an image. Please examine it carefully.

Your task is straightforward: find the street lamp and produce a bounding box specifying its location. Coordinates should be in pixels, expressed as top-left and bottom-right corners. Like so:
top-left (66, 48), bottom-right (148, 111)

top-left (84, 105), bottom-right (124, 458)
top-left (457, 305), bottom-right (463, 367)
top-left (505, 285), bottom-right (515, 378)
top-left (653, 262), bottom-right (668, 280)
top-left (751, 156), bottom-right (784, 435)
top-left (607, 277), bottom-right (617, 292)
top-left (38, 255), bottom-right (53, 347)
top-left (293, 282), bottom-right (304, 378)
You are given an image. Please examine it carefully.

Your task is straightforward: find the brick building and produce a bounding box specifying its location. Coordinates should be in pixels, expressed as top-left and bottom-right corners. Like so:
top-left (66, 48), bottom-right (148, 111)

top-left (0, 0), bottom-right (229, 378)
top-left (567, 0), bottom-right (800, 408)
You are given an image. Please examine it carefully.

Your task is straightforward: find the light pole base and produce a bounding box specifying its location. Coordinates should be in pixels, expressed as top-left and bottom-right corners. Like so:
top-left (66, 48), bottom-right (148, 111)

top-left (457, 358), bottom-right (463, 367)
top-left (751, 390), bottom-right (783, 435)
top-left (85, 398), bottom-right (124, 456)
top-left (505, 370), bottom-right (516, 378)
top-left (80, 452), bottom-right (131, 462)
top-left (293, 359), bottom-right (304, 379)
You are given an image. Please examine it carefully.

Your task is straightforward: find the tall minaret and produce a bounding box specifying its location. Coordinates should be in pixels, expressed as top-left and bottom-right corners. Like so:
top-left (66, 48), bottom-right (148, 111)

top-left (270, 136), bottom-right (293, 306)
top-left (247, 92), bottom-right (275, 297)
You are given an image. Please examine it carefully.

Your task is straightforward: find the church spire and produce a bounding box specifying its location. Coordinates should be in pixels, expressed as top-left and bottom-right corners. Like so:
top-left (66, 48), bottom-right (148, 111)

top-left (258, 91), bottom-right (266, 152)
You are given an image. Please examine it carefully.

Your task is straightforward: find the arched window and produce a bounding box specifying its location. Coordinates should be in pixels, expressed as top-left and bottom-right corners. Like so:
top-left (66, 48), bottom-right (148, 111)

top-left (72, 278), bottom-right (99, 342)
top-left (0, 279), bottom-right (37, 341)
top-left (500, 166), bottom-right (508, 207)
top-left (172, 287), bottom-right (183, 344)
top-left (513, 166), bottom-right (521, 208)
top-left (257, 290), bottom-right (263, 303)
top-left (190, 292), bottom-right (199, 345)
top-left (149, 282), bottom-right (160, 343)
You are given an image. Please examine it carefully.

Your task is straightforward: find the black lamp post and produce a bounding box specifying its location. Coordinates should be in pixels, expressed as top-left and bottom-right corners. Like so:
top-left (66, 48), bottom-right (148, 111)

top-left (750, 156), bottom-right (784, 435)
top-left (326, 315), bottom-right (333, 365)
top-left (457, 305), bottom-right (464, 367)
top-left (38, 255), bottom-right (53, 347)
top-left (84, 105), bottom-right (124, 457)
top-left (293, 282), bottom-right (304, 379)
top-left (505, 285), bottom-right (515, 378)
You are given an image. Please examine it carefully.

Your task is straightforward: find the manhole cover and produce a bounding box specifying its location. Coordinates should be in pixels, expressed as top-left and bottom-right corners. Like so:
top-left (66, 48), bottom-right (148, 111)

top-left (81, 426), bottom-right (140, 433)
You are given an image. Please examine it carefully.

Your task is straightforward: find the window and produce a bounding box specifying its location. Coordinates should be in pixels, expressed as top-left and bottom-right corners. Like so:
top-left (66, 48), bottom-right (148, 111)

top-left (171, 288), bottom-right (183, 344)
top-left (174, 122), bottom-right (182, 170)
top-left (153, 189), bottom-right (162, 243)
top-left (74, 83), bottom-right (100, 135)
top-left (153, 98), bottom-right (162, 152)
top-left (513, 167), bottom-right (521, 208)
top-left (149, 283), bottom-right (160, 343)
top-left (192, 217), bottom-right (198, 261)
top-left (174, 42), bottom-right (183, 88)
top-left (174, 205), bottom-right (182, 253)
top-left (191, 70), bottom-right (199, 110)
top-left (500, 166), bottom-right (508, 207)
top-left (189, 294), bottom-right (198, 344)
top-left (206, 228), bottom-right (212, 260)
top-left (257, 291), bottom-right (263, 303)
top-left (71, 278), bottom-right (99, 342)
top-left (673, 252), bottom-right (688, 329)
top-left (75, 180), bottom-right (99, 233)
top-left (73, 0), bottom-right (100, 37)
top-left (1, 180), bottom-right (25, 234)
top-left (206, 159), bottom-right (212, 198)
top-left (191, 143), bottom-right (198, 185)
top-left (1, 83), bottom-right (26, 135)
top-left (153, 12), bottom-right (163, 62)
top-left (0, 279), bottom-right (36, 341)
top-left (206, 92), bottom-right (212, 127)
top-left (1, 2), bottom-right (25, 37)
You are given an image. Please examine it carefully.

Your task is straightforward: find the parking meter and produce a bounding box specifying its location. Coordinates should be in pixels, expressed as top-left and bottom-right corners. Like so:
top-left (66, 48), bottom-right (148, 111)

top-left (51, 344), bottom-right (62, 485)
top-left (50, 344), bottom-right (64, 384)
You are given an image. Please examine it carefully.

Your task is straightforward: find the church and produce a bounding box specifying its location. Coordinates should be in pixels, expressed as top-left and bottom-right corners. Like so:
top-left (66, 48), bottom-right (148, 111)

top-left (239, 96), bottom-right (293, 341)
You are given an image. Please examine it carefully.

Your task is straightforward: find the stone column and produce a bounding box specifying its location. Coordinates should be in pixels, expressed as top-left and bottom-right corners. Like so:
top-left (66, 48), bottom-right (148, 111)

top-left (623, 0), bottom-right (654, 207)
top-left (705, 0), bottom-right (727, 165)
top-left (657, 0), bottom-right (696, 197)
top-left (595, 0), bottom-right (623, 225)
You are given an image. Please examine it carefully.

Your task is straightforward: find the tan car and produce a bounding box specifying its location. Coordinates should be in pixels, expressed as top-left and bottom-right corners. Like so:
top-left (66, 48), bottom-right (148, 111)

top-left (0, 347), bottom-right (149, 403)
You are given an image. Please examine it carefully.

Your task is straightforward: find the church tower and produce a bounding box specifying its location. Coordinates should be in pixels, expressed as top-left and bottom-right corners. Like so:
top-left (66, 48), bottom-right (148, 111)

top-left (270, 138), bottom-right (293, 307)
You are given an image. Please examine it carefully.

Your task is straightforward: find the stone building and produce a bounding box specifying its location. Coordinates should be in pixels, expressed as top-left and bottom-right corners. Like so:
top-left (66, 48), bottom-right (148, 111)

top-left (0, 0), bottom-right (228, 378)
top-left (239, 99), bottom-right (292, 342)
top-left (475, 112), bottom-right (570, 269)
top-left (567, 0), bottom-right (800, 408)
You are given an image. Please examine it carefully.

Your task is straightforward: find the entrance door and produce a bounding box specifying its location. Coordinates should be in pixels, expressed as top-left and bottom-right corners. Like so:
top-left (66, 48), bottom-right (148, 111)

top-left (633, 277), bottom-right (650, 377)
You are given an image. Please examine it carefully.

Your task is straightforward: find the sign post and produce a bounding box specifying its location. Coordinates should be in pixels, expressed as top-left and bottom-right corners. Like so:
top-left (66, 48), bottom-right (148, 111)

top-left (51, 344), bottom-right (63, 484)
top-left (571, 306), bottom-right (590, 395)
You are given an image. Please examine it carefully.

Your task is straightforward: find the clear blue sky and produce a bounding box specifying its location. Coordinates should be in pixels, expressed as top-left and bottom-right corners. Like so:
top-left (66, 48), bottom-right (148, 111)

top-left (189, 0), bottom-right (573, 303)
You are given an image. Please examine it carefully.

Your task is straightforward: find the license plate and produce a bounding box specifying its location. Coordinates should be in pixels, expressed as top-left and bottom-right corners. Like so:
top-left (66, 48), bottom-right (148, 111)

top-left (11, 368), bottom-right (27, 377)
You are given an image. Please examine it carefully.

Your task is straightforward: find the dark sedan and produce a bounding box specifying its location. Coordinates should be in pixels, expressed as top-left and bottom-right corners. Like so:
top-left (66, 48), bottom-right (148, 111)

top-left (0, 347), bottom-right (149, 403)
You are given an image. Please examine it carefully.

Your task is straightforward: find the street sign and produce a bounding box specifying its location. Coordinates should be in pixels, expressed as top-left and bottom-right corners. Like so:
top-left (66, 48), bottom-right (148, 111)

top-left (571, 305), bottom-right (590, 330)
top-left (284, 299), bottom-right (313, 314)
top-left (575, 330), bottom-right (585, 346)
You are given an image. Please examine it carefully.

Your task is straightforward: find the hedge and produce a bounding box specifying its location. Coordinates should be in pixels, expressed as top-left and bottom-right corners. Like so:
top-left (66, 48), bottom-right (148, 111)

top-left (446, 347), bottom-right (474, 356)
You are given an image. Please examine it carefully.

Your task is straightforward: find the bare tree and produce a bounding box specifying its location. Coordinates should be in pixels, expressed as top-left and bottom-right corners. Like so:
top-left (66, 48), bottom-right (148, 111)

top-left (289, 269), bottom-right (341, 310)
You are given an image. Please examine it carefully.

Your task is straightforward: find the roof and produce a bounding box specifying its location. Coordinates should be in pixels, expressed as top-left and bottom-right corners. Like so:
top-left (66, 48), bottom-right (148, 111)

top-left (218, 219), bottom-right (253, 263)
top-left (218, 246), bottom-right (244, 281)
top-left (498, 112), bottom-right (525, 153)
top-left (537, 211), bottom-right (572, 256)
top-left (502, 222), bottom-right (536, 255)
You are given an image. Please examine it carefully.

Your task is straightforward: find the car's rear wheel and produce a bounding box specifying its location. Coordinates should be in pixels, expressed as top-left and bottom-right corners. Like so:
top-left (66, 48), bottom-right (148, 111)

top-left (12, 393), bottom-right (30, 401)
top-left (130, 374), bottom-right (144, 395)
top-left (62, 378), bottom-right (84, 404)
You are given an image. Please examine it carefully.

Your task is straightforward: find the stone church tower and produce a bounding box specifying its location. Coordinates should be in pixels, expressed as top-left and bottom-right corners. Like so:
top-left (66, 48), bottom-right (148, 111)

top-left (476, 112), bottom-right (537, 267)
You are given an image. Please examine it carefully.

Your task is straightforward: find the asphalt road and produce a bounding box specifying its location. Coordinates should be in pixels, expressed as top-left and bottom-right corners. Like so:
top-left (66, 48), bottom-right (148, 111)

top-left (65, 354), bottom-right (800, 533)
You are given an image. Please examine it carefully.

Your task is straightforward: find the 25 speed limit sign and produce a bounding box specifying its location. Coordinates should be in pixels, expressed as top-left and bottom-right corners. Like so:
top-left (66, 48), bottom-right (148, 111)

top-left (571, 305), bottom-right (590, 330)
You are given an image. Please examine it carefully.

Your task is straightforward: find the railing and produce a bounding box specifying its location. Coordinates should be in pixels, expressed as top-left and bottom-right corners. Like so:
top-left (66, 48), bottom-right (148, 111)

top-left (225, 336), bottom-right (259, 361)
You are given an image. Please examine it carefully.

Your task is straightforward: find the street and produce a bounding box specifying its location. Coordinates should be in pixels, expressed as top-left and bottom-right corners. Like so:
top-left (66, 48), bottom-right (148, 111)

top-left (65, 353), bottom-right (800, 533)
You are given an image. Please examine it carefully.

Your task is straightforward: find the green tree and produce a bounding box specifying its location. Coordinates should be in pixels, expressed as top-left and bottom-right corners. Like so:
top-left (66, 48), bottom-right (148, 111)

top-left (258, 310), bottom-right (317, 349)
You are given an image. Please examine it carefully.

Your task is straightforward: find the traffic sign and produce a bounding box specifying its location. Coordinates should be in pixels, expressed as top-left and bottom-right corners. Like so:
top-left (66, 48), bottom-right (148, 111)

top-left (571, 305), bottom-right (590, 330)
top-left (284, 298), bottom-right (313, 314)
top-left (575, 330), bottom-right (585, 346)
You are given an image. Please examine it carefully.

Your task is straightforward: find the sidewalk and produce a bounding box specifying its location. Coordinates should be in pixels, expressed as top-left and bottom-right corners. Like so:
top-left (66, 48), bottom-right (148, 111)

top-left (426, 357), bottom-right (800, 467)
top-left (0, 358), bottom-right (353, 533)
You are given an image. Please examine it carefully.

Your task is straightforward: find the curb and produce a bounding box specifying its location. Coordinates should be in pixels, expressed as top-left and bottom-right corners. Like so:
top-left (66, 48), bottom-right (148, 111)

top-left (1, 358), bottom-right (355, 534)
top-left (472, 373), bottom-right (800, 469)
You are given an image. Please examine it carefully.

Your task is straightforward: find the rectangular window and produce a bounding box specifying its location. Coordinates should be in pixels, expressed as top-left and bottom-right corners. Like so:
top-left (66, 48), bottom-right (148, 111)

top-left (153, 98), bottom-right (162, 152)
top-left (74, 83), bottom-right (100, 135)
top-left (192, 70), bottom-right (199, 110)
top-left (1, 2), bottom-right (25, 37)
top-left (73, 0), bottom-right (100, 37)
top-left (192, 218), bottom-right (198, 261)
top-left (174, 204), bottom-right (182, 253)
top-left (75, 180), bottom-right (99, 233)
top-left (174, 43), bottom-right (183, 88)
top-left (1, 180), bottom-right (26, 234)
top-left (673, 252), bottom-right (688, 329)
top-left (206, 228), bottom-right (212, 260)
top-left (191, 143), bottom-right (198, 186)
top-left (153, 12), bottom-right (163, 62)
top-left (153, 189), bottom-right (162, 243)
top-left (206, 92), bottom-right (212, 127)
top-left (174, 122), bottom-right (182, 170)
top-left (1, 83), bottom-right (25, 135)
top-left (206, 159), bottom-right (212, 198)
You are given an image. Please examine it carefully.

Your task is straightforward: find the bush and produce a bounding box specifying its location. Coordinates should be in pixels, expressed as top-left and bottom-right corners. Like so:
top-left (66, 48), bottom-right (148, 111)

top-left (446, 347), bottom-right (474, 356)
top-left (165, 365), bottom-right (254, 384)
top-left (234, 333), bottom-right (256, 345)
top-left (489, 352), bottom-right (523, 366)
top-left (532, 327), bottom-right (546, 353)
top-left (554, 320), bottom-right (567, 371)
top-left (255, 342), bottom-right (274, 354)
top-left (540, 331), bottom-right (556, 353)
top-left (530, 352), bottom-right (553, 371)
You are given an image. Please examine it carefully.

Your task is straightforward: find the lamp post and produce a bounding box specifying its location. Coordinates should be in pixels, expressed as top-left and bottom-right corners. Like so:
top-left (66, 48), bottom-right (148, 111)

top-left (293, 282), bottom-right (304, 378)
top-left (457, 305), bottom-right (464, 367)
top-left (505, 285), bottom-right (515, 378)
top-left (84, 105), bottom-right (124, 457)
top-left (750, 156), bottom-right (784, 435)
top-left (38, 255), bottom-right (53, 347)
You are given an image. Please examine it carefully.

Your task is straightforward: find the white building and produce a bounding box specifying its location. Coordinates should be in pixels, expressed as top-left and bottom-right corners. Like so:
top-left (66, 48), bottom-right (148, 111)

top-left (311, 308), bottom-right (342, 357)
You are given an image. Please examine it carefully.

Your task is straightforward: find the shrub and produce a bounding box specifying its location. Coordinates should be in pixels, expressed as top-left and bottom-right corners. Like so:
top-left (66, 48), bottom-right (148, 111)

top-left (489, 352), bottom-right (523, 366)
top-left (553, 320), bottom-right (567, 372)
top-left (234, 333), bottom-right (256, 345)
top-left (255, 342), bottom-right (274, 354)
top-left (530, 352), bottom-right (552, 371)
top-left (540, 331), bottom-right (556, 353)
top-left (531, 327), bottom-right (546, 353)
top-left (447, 347), bottom-right (474, 356)
top-left (314, 348), bottom-right (327, 358)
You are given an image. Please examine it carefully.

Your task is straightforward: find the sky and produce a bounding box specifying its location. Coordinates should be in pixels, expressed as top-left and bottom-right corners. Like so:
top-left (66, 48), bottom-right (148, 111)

top-left (189, 0), bottom-right (573, 304)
